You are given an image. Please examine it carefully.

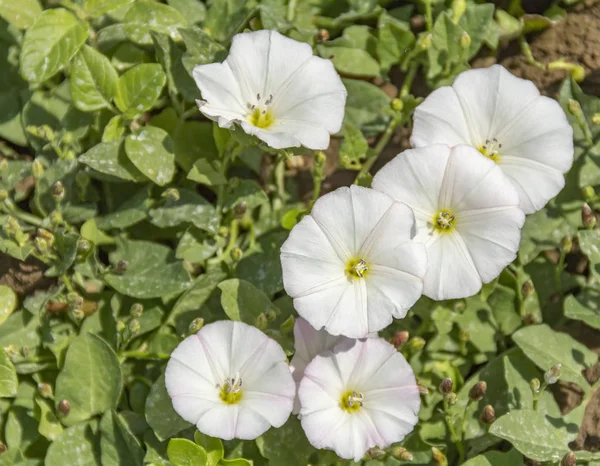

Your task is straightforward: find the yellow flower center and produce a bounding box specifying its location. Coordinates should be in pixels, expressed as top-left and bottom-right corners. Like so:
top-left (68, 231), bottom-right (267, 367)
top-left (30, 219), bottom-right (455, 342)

top-left (477, 138), bottom-right (502, 163)
top-left (248, 108), bottom-right (275, 129)
top-left (433, 210), bottom-right (456, 233)
top-left (345, 258), bottom-right (369, 279)
top-left (340, 390), bottom-right (364, 413)
top-left (219, 374), bottom-right (243, 405)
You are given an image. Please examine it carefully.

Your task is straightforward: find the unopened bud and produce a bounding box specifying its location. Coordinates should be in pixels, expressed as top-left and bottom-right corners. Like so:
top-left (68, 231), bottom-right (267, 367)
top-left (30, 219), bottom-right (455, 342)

top-left (439, 378), bottom-right (453, 394)
top-left (409, 337), bottom-right (425, 351)
top-left (188, 317), bottom-right (204, 334)
top-left (459, 329), bottom-right (470, 342)
top-left (51, 181), bottom-right (65, 201)
top-left (116, 320), bottom-right (126, 332)
top-left (521, 280), bottom-right (534, 298)
top-left (367, 446), bottom-right (386, 459)
top-left (431, 447), bottom-right (448, 466)
top-left (391, 98), bottom-right (404, 112)
top-left (452, 0), bottom-right (467, 22)
top-left (0, 440), bottom-right (6, 453)
top-left (70, 307), bottom-right (85, 321)
top-left (568, 99), bottom-right (582, 116)
top-left (582, 203), bottom-right (596, 228)
top-left (38, 382), bottom-right (53, 399)
top-left (230, 247), bottom-right (243, 262)
top-left (560, 236), bottom-right (572, 253)
top-left (468, 381), bottom-right (487, 401)
top-left (21, 346), bottom-right (30, 357)
top-left (162, 188), bottom-right (180, 202)
top-left (583, 186), bottom-right (596, 200)
top-left (115, 259), bottom-right (128, 274)
top-left (31, 160), bottom-right (44, 179)
top-left (37, 229), bottom-right (54, 244)
top-left (128, 319), bottom-right (141, 335)
top-left (391, 447), bottom-right (413, 461)
top-left (77, 239), bottom-right (91, 256)
top-left (592, 113), bottom-right (600, 125)
top-left (392, 330), bottom-right (410, 348)
top-left (265, 310), bottom-right (277, 322)
top-left (50, 210), bottom-right (63, 227)
top-left (445, 392), bottom-right (457, 405)
top-left (130, 303), bottom-right (143, 318)
top-left (522, 312), bottom-right (537, 325)
top-left (58, 399), bottom-right (70, 417)
top-left (218, 226), bottom-right (229, 237)
top-left (453, 300), bottom-right (466, 312)
top-left (480, 404), bottom-right (495, 424)
top-left (561, 451), bottom-right (576, 466)
top-left (0, 190), bottom-right (8, 201)
top-left (459, 32), bottom-right (471, 49)
top-left (418, 33), bottom-right (432, 50)
top-left (544, 364), bottom-right (561, 384)
top-left (255, 313), bottom-right (268, 330)
top-left (571, 65), bottom-right (585, 83)
top-left (35, 238), bottom-right (50, 256)
top-left (317, 28), bottom-right (330, 42)
top-left (234, 201), bottom-right (247, 218)
top-left (4, 345), bottom-right (18, 359)
top-left (62, 132), bottom-right (73, 145)
top-left (530, 378), bottom-right (541, 393)
top-left (315, 151), bottom-right (327, 165)
top-left (417, 382), bottom-right (430, 394)
top-left (0, 159), bottom-right (6, 172)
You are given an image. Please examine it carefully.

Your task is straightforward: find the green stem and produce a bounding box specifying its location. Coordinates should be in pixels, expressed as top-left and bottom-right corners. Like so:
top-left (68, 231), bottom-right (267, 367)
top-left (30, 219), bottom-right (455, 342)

top-left (424, 0), bottom-right (433, 32)
top-left (533, 381), bottom-right (548, 411)
top-left (120, 351), bottom-right (170, 361)
top-left (221, 219), bottom-right (240, 260)
top-left (61, 274), bottom-right (75, 293)
top-left (400, 62), bottom-right (419, 98)
top-left (355, 116), bottom-right (400, 183)
top-left (287, 0), bottom-right (297, 22)
top-left (444, 399), bottom-right (465, 463)
top-left (273, 154), bottom-right (286, 212)
top-left (460, 399), bottom-right (473, 446)
top-left (1, 200), bottom-right (44, 227)
top-left (555, 250), bottom-right (566, 298)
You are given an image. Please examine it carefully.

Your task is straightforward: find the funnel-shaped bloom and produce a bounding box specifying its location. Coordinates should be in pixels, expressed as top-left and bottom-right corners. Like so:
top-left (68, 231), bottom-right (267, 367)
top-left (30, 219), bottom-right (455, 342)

top-left (193, 30), bottom-right (347, 150)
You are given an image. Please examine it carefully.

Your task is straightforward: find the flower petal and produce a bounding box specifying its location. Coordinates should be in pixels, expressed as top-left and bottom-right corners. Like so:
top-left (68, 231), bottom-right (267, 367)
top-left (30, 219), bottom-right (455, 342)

top-left (193, 63), bottom-right (247, 117)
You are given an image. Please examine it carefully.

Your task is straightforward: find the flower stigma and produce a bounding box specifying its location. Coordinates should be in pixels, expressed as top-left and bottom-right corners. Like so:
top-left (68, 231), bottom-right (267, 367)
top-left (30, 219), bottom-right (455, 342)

top-left (218, 372), bottom-right (243, 404)
top-left (478, 138), bottom-right (502, 163)
top-left (340, 390), bottom-right (364, 413)
top-left (433, 210), bottom-right (456, 233)
top-left (346, 258), bottom-right (369, 279)
top-left (248, 93), bottom-right (275, 129)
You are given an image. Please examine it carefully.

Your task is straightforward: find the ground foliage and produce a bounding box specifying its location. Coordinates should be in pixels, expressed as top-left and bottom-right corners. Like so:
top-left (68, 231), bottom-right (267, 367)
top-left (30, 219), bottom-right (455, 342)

top-left (0, 0), bottom-right (599, 465)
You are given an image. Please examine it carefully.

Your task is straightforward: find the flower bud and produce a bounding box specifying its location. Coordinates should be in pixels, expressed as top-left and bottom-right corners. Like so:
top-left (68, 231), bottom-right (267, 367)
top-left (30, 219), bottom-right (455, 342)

top-left (561, 451), bottom-right (576, 466)
top-left (37, 228), bottom-right (54, 244)
top-left (521, 280), bottom-right (535, 298)
top-left (571, 65), bottom-right (585, 83)
top-left (31, 159), bottom-right (44, 179)
top-left (468, 381), bottom-right (487, 401)
top-left (116, 320), bottom-right (126, 332)
top-left (459, 329), bottom-right (470, 342)
top-left (431, 447), bottom-right (448, 466)
top-left (62, 132), bottom-right (73, 145)
top-left (544, 364), bottom-right (561, 384)
top-left (77, 239), bottom-right (91, 257)
top-left (408, 337), bottom-right (425, 351)
top-left (445, 392), bottom-right (457, 405)
top-left (592, 113), bottom-right (600, 125)
top-left (582, 203), bottom-right (597, 228)
top-left (439, 377), bottom-right (453, 394)
top-left (522, 312), bottom-right (537, 325)
top-left (530, 378), bottom-right (541, 393)
top-left (367, 446), bottom-right (386, 459)
top-left (452, 0), bottom-right (467, 22)
top-left (391, 98), bottom-right (404, 112)
top-left (392, 330), bottom-right (410, 348)
top-left (70, 307), bottom-right (85, 321)
top-left (0, 159), bottom-right (6, 172)
top-left (234, 201), bottom-right (247, 218)
top-left (218, 226), bottom-right (229, 237)
top-left (21, 346), bottom-right (30, 357)
top-left (51, 181), bottom-right (65, 201)
top-left (130, 303), bottom-right (143, 318)
top-left (583, 185), bottom-right (596, 200)
top-left (315, 151), bottom-right (327, 165)
top-left (50, 210), bottom-right (63, 227)
top-left (265, 310), bottom-right (277, 322)
top-left (568, 99), bottom-right (582, 116)
top-left (560, 236), bottom-right (572, 253)
top-left (453, 300), bottom-right (466, 312)
top-left (128, 319), bottom-right (141, 335)
top-left (58, 399), bottom-right (71, 417)
top-left (255, 313), bottom-right (268, 330)
top-left (418, 33), bottom-right (432, 50)
top-left (115, 259), bottom-right (128, 274)
top-left (230, 247), bottom-right (243, 262)
top-left (38, 382), bottom-right (53, 399)
top-left (188, 317), bottom-right (205, 334)
top-left (391, 447), bottom-right (413, 461)
top-left (417, 382), bottom-right (430, 395)
top-left (459, 32), bottom-right (471, 49)
top-left (317, 29), bottom-right (330, 42)
top-left (4, 344), bottom-right (18, 360)
top-left (0, 190), bottom-right (8, 202)
top-left (0, 441), bottom-right (6, 453)
top-left (480, 404), bottom-right (495, 424)
top-left (162, 188), bottom-right (180, 202)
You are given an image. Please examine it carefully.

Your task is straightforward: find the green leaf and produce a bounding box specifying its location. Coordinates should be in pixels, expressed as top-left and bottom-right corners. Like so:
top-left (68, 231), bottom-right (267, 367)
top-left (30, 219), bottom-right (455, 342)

top-left (123, 0), bottom-right (187, 45)
top-left (579, 230), bottom-right (600, 262)
top-left (167, 0), bottom-right (206, 24)
top-left (219, 279), bottom-right (280, 324)
top-left (261, 417), bottom-right (315, 466)
top-left (149, 188), bottom-right (218, 233)
top-left (339, 122), bottom-right (368, 164)
top-left (427, 12), bottom-right (466, 79)
top-left (125, 126), bottom-right (176, 186)
top-left (45, 422), bottom-right (101, 466)
top-left (176, 227), bottom-right (218, 263)
top-left (34, 396), bottom-right (63, 441)
top-left (489, 410), bottom-right (572, 461)
top-left (79, 140), bottom-right (148, 182)
top-left (71, 45), bottom-right (119, 112)
top-left (317, 45), bottom-right (380, 77)
top-left (45, 230), bottom-right (80, 277)
top-left (167, 438), bottom-right (207, 466)
top-left (105, 239), bottom-right (191, 299)
top-left (145, 373), bottom-right (192, 441)
top-left (179, 27), bottom-right (227, 74)
top-left (564, 290), bottom-right (600, 329)
top-left (377, 13), bottom-right (415, 71)
top-left (223, 180), bottom-right (268, 211)
top-left (55, 333), bottom-right (123, 426)
top-left (100, 410), bottom-right (145, 466)
top-left (512, 324), bottom-right (597, 388)
top-left (0, 0), bottom-right (42, 29)
top-left (83, 0), bottom-right (134, 18)
top-left (462, 449), bottom-right (523, 466)
top-left (458, 4), bottom-right (497, 58)
top-left (187, 158), bottom-right (227, 186)
top-left (343, 78), bottom-right (391, 135)
top-left (0, 285), bottom-right (17, 327)
top-left (0, 348), bottom-right (18, 397)
top-left (193, 432), bottom-right (223, 466)
top-left (114, 64), bottom-right (167, 119)
top-left (20, 8), bottom-right (88, 84)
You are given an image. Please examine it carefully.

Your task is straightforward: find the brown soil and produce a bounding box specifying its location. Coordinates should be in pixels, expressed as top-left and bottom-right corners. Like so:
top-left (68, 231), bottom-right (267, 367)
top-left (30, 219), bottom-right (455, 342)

top-left (0, 253), bottom-right (55, 295)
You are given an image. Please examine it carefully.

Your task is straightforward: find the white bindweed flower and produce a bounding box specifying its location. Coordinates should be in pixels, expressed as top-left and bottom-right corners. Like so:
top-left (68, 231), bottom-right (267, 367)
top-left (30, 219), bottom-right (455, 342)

top-left (411, 65), bottom-right (573, 214)
top-left (280, 185), bottom-right (427, 338)
top-left (298, 337), bottom-right (420, 461)
top-left (193, 30), bottom-right (347, 150)
top-left (372, 144), bottom-right (526, 301)
top-left (165, 320), bottom-right (295, 440)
